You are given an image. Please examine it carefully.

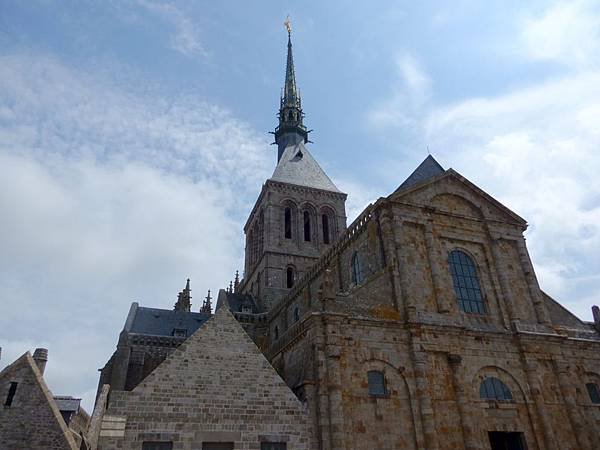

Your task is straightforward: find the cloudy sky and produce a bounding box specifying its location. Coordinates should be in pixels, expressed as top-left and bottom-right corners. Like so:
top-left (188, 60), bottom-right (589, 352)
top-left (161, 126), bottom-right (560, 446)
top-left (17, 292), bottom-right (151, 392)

top-left (1, 0), bottom-right (599, 411)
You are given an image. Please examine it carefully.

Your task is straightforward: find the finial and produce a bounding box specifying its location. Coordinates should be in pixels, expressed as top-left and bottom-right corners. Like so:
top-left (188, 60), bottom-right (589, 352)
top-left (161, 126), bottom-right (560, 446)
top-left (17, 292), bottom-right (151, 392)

top-left (234, 270), bottom-right (240, 292)
top-left (229, 280), bottom-right (233, 293)
top-left (284, 15), bottom-right (292, 35)
top-left (200, 289), bottom-right (213, 314)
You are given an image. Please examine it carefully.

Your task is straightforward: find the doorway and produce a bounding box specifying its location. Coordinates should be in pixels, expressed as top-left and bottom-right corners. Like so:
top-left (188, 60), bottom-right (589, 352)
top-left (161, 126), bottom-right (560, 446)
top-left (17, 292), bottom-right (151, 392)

top-left (488, 432), bottom-right (527, 450)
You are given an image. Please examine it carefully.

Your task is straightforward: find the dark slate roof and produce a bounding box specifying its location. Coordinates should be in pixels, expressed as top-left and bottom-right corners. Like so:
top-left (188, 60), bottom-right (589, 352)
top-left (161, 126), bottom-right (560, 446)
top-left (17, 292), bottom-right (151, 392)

top-left (270, 142), bottom-right (341, 193)
top-left (127, 305), bottom-right (212, 337)
top-left (54, 396), bottom-right (81, 413)
top-left (224, 292), bottom-right (261, 314)
top-left (393, 155), bottom-right (445, 193)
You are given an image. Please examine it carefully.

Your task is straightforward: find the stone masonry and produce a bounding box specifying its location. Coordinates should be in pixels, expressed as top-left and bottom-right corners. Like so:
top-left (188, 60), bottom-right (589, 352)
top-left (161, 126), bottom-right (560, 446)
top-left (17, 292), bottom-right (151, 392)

top-left (97, 306), bottom-right (312, 450)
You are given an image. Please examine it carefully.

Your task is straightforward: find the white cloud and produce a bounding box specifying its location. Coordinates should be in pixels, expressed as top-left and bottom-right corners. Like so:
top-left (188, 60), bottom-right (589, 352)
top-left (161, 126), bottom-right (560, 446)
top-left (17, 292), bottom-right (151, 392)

top-left (521, 0), bottom-right (600, 67)
top-left (0, 53), bottom-right (270, 411)
top-left (136, 0), bottom-right (206, 57)
top-left (367, 53), bottom-right (432, 130)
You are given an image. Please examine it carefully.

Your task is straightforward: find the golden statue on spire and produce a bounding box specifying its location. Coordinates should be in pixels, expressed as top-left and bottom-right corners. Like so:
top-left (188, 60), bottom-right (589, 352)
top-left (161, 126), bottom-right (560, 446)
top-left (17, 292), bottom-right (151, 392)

top-left (284, 15), bottom-right (292, 34)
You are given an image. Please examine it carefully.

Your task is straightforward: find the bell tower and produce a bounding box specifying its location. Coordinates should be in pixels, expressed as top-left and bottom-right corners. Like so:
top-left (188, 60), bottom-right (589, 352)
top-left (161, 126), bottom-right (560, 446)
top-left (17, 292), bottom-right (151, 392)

top-left (239, 20), bottom-right (347, 311)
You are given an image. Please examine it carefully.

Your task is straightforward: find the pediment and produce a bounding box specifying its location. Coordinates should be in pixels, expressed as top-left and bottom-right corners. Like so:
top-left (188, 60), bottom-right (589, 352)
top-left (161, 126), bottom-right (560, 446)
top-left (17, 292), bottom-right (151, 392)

top-left (389, 170), bottom-right (526, 225)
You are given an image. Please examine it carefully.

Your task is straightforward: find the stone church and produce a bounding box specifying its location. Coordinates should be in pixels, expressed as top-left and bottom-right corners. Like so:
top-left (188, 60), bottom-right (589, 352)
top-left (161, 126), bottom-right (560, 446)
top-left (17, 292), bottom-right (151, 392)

top-left (3, 26), bottom-right (600, 450)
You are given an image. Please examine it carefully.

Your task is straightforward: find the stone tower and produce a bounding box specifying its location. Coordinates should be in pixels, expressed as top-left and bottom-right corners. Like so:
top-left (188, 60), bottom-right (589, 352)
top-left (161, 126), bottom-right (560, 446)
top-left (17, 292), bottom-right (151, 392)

top-left (240, 25), bottom-right (347, 311)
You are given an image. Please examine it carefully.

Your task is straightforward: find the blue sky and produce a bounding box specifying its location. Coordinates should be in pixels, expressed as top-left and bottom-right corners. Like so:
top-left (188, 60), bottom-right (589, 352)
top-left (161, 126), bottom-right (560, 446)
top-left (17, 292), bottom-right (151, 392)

top-left (1, 0), bottom-right (599, 411)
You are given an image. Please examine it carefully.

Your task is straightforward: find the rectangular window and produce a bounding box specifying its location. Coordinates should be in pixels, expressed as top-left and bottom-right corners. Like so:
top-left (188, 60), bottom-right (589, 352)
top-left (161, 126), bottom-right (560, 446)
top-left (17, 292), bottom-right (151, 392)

top-left (261, 443), bottom-right (287, 450)
top-left (142, 442), bottom-right (173, 450)
top-left (4, 382), bottom-right (18, 406)
top-left (202, 444), bottom-right (234, 450)
top-left (367, 371), bottom-right (386, 396)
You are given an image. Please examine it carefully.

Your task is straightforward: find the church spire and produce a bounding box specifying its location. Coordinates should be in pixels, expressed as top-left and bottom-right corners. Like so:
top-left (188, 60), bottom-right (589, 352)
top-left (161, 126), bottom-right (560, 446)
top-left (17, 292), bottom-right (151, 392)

top-left (273, 17), bottom-right (310, 162)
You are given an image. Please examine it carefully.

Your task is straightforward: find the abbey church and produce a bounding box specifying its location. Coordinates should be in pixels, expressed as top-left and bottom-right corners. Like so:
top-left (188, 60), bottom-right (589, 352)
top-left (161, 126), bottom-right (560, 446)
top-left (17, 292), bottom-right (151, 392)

top-left (2, 26), bottom-right (600, 450)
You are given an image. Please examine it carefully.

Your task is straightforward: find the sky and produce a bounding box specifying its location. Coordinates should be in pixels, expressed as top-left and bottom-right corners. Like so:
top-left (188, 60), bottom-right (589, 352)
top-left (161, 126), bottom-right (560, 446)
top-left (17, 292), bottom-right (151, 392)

top-left (0, 0), bottom-right (599, 412)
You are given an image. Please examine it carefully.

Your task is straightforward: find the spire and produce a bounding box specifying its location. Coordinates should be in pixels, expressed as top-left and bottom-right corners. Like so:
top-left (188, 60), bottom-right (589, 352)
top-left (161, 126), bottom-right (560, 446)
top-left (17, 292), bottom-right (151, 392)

top-left (234, 270), bottom-right (240, 293)
top-left (273, 16), bottom-right (310, 162)
top-left (174, 278), bottom-right (192, 312)
top-left (200, 290), bottom-right (212, 314)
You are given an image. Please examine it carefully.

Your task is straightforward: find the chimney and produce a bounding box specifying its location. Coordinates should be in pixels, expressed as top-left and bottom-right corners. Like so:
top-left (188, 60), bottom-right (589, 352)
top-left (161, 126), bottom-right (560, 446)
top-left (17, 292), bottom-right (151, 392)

top-left (33, 348), bottom-right (48, 376)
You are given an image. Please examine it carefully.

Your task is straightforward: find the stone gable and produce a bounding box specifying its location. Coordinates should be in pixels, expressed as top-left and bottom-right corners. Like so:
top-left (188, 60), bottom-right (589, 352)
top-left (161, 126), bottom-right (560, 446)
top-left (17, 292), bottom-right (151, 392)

top-left (98, 306), bottom-right (311, 450)
top-left (0, 353), bottom-right (78, 450)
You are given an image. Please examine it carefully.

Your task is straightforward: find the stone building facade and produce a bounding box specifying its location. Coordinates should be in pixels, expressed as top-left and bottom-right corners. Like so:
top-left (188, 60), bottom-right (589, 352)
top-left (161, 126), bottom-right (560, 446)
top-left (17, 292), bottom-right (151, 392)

top-left (0, 349), bottom-right (90, 450)
top-left (90, 26), bottom-right (600, 450)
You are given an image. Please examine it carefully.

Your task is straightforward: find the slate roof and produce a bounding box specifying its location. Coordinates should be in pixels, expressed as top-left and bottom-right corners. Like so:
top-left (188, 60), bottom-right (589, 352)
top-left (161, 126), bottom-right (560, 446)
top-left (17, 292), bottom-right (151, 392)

top-left (54, 396), bottom-right (81, 413)
top-left (126, 305), bottom-right (212, 337)
top-left (270, 142), bottom-right (341, 193)
top-left (393, 155), bottom-right (445, 193)
top-left (223, 292), bottom-right (261, 314)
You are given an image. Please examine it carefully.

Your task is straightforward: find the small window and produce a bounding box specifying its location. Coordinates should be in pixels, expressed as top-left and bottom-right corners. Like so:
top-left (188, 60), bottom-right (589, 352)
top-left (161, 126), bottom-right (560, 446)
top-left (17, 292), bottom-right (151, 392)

top-left (448, 250), bottom-right (486, 314)
top-left (261, 443), bottom-right (287, 450)
top-left (142, 442), bottom-right (173, 450)
top-left (351, 251), bottom-right (363, 285)
top-left (303, 211), bottom-right (311, 242)
top-left (274, 325), bottom-right (279, 340)
top-left (241, 305), bottom-right (252, 314)
top-left (286, 267), bottom-right (294, 288)
top-left (4, 382), bottom-right (18, 406)
top-left (284, 207), bottom-right (292, 239)
top-left (172, 328), bottom-right (187, 337)
top-left (368, 370), bottom-right (386, 396)
top-left (202, 444), bottom-right (233, 450)
top-left (479, 377), bottom-right (513, 401)
top-left (293, 306), bottom-right (300, 322)
top-left (586, 383), bottom-right (600, 404)
top-left (322, 214), bottom-right (330, 244)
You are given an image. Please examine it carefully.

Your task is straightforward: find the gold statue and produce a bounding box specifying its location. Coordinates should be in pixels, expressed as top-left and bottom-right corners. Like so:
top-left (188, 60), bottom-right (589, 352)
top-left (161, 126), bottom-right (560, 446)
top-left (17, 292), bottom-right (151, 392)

top-left (284, 15), bottom-right (292, 34)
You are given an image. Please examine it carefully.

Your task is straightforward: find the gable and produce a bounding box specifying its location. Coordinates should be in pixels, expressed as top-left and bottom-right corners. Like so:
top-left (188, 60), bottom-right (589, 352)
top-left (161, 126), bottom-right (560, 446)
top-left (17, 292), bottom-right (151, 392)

top-left (0, 353), bottom-right (78, 450)
top-left (390, 170), bottom-right (526, 225)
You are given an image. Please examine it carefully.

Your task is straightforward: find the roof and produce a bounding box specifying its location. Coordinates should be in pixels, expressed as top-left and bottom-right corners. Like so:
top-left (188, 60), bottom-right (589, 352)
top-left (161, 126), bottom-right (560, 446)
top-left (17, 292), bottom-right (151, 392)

top-left (270, 142), bottom-right (341, 193)
top-left (126, 305), bottom-right (212, 337)
top-left (394, 155), bottom-right (445, 193)
top-left (222, 292), bottom-right (261, 314)
top-left (54, 396), bottom-right (81, 413)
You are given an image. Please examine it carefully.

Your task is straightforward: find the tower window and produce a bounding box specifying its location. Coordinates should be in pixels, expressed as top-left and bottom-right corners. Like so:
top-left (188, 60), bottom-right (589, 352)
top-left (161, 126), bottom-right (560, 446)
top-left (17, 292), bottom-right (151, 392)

top-left (479, 377), bottom-right (513, 401)
top-left (586, 383), bottom-right (600, 404)
top-left (286, 267), bottom-right (295, 288)
top-left (284, 207), bottom-right (292, 239)
top-left (351, 251), bottom-right (363, 285)
top-left (367, 371), bottom-right (386, 396)
top-left (303, 211), bottom-right (311, 242)
top-left (274, 325), bottom-right (279, 340)
top-left (294, 305), bottom-right (300, 322)
top-left (448, 250), bottom-right (486, 314)
top-left (322, 214), bottom-right (330, 244)
top-left (4, 382), bottom-right (18, 406)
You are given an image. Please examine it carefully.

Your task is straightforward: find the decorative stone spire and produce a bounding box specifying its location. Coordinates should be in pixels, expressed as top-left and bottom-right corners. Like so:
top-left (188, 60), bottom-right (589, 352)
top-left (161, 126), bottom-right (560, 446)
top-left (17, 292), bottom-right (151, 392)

top-left (234, 270), bottom-right (240, 293)
top-left (174, 278), bottom-right (192, 312)
top-left (228, 280), bottom-right (234, 293)
top-left (273, 16), bottom-right (310, 162)
top-left (200, 290), bottom-right (212, 314)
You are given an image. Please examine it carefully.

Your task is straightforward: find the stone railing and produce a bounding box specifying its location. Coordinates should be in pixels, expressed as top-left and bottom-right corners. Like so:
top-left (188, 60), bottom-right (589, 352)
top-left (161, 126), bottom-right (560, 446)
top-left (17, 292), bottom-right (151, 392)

top-left (268, 314), bottom-right (311, 359)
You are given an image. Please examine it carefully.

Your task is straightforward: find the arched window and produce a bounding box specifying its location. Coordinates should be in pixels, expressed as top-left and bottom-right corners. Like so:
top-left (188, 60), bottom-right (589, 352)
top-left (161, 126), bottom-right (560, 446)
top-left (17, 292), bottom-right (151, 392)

top-left (351, 251), bottom-right (363, 285)
top-left (284, 207), bottom-right (292, 239)
top-left (480, 377), bottom-right (513, 401)
top-left (322, 214), bottom-right (330, 244)
top-left (286, 267), bottom-right (295, 289)
top-left (274, 325), bottom-right (279, 340)
top-left (367, 370), bottom-right (386, 396)
top-left (303, 211), bottom-right (311, 242)
top-left (293, 306), bottom-right (300, 322)
top-left (586, 383), bottom-right (600, 404)
top-left (448, 250), bottom-right (486, 314)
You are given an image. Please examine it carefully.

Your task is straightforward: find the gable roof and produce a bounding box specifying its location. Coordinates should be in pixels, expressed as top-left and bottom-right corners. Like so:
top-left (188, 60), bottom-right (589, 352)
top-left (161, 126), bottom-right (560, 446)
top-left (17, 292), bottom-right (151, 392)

top-left (0, 353), bottom-right (78, 450)
top-left (125, 303), bottom-right (212, 337)
top-left (270, 141), bottom-right (341, 193)
top-left (393, 155), bottom-right (445, 193)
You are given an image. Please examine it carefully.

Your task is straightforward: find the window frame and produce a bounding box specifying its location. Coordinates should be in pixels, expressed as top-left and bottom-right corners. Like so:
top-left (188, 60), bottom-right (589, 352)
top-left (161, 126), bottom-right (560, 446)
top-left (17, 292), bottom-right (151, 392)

top-left (286, 266), bottom-right (295, 289)
top-left (367, 370), bottom-right (387, 397)
top-left (479, 377), bottom-right (513, 401)
top-left (586, 382), bottom-right (600, 404)
top-left (284, 207), bottom-right (292, 239)
top-left (322, 213), bottom-right (331, 244)
top-left (448, 249), bottom-right (486, 314)
top-left (351, 251), bottom-right (363, 285)
top-left (303, 210), bottom-right (311, 242)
